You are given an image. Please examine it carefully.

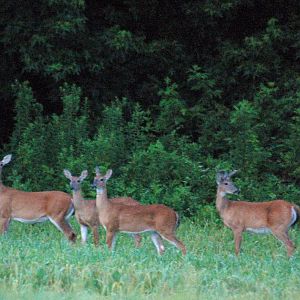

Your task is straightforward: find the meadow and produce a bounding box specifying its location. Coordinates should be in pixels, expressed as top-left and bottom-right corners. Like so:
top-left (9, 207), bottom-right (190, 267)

top-left (0, 211), bottom-right (300, 300)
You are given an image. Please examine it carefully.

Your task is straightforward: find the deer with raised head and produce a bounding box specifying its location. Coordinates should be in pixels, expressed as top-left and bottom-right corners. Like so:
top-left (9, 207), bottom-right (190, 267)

top-left (93, 167), bottom-right (185, 255)
top-left (63, 169), bottom-right (143, 247)
top-left (216, 170), bottom-right (300, 257)
top-left (0, 154), bottom-right (76, 241)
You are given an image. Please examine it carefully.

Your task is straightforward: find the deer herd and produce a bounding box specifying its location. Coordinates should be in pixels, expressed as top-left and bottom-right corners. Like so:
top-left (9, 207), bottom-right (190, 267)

top-left (0, 154), bottom-right (299, 257)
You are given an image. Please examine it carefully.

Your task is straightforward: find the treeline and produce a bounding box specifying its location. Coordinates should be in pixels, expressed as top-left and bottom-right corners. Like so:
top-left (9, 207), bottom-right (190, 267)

top-left (1, 1), bottom-right (300, 216)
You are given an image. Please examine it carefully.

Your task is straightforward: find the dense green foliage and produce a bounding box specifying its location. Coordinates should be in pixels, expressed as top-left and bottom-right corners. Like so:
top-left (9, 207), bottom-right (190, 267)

top-left (0, 218), bottom-right (300, 299)
top-left (1, 1), bottom-right (300, 215)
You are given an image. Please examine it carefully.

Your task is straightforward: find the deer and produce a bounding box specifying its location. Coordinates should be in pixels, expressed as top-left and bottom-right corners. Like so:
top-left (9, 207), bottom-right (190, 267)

top-left (216, 170), bottom-right (300, 257)
top-left (0, 154), bottom-right (76, 242)
top-left (63, 169), bottom-right (143, 247)
top-left (92, 167), bottom-right (185, 255)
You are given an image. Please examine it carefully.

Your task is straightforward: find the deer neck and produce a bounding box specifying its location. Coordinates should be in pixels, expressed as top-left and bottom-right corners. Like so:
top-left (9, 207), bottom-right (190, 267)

top-left (96, 186), bottom-right (110, 210)
top-left (216, 187), bottom-right (229, 215)
top-left (72, 190), bottom-right (85, 209)
top-left (0, 176), bottom-right (5, 192)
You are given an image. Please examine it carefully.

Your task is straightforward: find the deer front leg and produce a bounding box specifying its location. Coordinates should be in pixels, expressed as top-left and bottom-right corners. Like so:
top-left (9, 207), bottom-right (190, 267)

top-left (92, 226), bottom-right (99, 246)
top-left (106, 230), bottom-right (116, 250)
top-left (0, 218), bottom-right (10, 234)
top-left (133, 234), bottom-right (142, 248)
top-left (233, 229), bottom-right (243, 256)
top-left (151, 232), bottom-right (165, 255)
top-left (80, 224), bottom-right (88, 244)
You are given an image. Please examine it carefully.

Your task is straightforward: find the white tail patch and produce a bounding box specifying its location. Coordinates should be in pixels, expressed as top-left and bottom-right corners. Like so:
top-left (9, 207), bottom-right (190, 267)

top-left (289, 207), bottom-right (297, 228)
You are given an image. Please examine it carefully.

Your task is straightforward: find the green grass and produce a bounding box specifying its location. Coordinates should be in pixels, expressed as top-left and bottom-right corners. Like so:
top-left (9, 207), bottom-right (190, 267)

top-left (0, 217), bottom-right (300, 300)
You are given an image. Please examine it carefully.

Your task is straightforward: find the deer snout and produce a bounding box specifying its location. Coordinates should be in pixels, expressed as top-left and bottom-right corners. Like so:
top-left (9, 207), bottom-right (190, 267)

top-left (235, 188), bottom-right (240, 194)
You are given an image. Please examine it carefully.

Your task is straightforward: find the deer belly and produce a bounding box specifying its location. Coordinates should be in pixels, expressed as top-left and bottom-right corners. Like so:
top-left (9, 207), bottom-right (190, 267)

top-left (122, 229), bottom-right (152, 234)
top-left (12, 216), bottom-right (49, 224)
top-left (246, 227), bottom-right (271, 234)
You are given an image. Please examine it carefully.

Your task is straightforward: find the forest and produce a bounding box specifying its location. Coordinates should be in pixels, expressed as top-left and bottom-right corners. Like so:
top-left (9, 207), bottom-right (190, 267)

top-left (1, 0), bottom-right (300, 217)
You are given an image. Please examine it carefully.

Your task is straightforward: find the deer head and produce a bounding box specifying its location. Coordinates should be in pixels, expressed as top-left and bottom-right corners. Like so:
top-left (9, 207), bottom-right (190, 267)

top-left (93, 167), bottom-right (112, 189)
top-left (63, 169), bottom-right (88, 192)
top-left (216, 170), bottom-right (240, 195)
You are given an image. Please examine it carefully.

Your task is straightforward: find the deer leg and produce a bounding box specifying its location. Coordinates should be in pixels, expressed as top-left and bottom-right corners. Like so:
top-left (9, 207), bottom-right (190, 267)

top-left (151, 232), bottom-right (165, 255)
top-left (106, 230), bottom-right (116, 250)
top-left (272, 230), bottom-right (295, 257)
top-left (0, 218), bottom-right (10, 234)
top-left (133, 234), bottom-right (142, 248)
top-left (92, 226), bottom-right (99, 246)
top-left (80, 224), bottom-right (88, 244)
top-left (233, 229), bottom-right (243, 256)
top-left (48, 216), bottom-right (76, 242)
top-left (159, 232), bottom-right (186, 255)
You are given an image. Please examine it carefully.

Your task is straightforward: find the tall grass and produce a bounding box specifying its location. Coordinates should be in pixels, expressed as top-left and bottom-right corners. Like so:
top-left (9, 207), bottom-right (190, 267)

top-left (0, 216), bottom-right (300, 299)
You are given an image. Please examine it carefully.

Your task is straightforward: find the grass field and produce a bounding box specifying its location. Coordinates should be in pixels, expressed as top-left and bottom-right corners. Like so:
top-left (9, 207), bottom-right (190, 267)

top-left (0, 215), bottom-right (300, 300)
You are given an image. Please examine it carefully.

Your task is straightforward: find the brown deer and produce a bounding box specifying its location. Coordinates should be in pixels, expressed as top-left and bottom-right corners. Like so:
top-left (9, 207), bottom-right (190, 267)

top-left (63, 169), bottom-right (143, 247)
top-left (93, 167), bottom-right (185, 255)
top-left (216, 170), bottom-right (300, 257)
top-left (0, 154), bottom-right (76, 241)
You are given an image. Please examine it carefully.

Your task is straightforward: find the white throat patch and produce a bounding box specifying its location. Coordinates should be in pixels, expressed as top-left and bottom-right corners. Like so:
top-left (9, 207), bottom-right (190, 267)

top-left (96, 188), bottom-right (104, 195)
top-left (220, 192), bottom-right (226, 197)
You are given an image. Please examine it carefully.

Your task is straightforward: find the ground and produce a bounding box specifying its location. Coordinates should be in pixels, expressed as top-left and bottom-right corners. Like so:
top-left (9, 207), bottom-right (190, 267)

top-left (0, 217), bottom-right (299, 299)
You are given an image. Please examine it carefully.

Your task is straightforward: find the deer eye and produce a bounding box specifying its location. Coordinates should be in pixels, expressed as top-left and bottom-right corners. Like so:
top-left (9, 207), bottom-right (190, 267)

top-left (224, 182), bottom-right (228, 185)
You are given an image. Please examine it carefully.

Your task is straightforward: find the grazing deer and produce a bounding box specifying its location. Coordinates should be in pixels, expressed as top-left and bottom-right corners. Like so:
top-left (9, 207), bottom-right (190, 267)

top-left (93, 167), bottom-right (185, 255)
top-left (0, 154), bottom-right (76, 242)
top-left (216, 170), bottom-right (300, 257)
top-left (63, 169), bottom-right (143, 247)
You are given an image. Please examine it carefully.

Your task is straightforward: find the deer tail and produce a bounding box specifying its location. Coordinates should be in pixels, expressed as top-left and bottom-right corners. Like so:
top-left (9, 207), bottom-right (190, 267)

top-left (175, 212), bottom-right (181, 229)
top-left (291, 204), bottom-right (300, 226)
top-left (293, 204), bottom-right (300, 218)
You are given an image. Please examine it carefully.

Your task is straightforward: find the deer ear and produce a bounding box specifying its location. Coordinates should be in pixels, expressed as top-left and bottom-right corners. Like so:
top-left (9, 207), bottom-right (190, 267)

top-left (105, 169), bottom-right (113, 180)
top-left (1, 154), bottom-right (12, 166)
top-left (79, 170), bottom-right (88, 181)
top-left (216, 171), bottom-right (226, 184)
top-left (63, 169), bottom-right (72, 180)
top-left (229, 170), bottom-right (238, 177)
top-left (95, 166), bottom-right (101, 176)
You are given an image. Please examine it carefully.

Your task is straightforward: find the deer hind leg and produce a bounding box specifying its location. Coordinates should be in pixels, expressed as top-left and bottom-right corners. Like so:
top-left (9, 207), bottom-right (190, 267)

top-left (80, 224), bottom-right (88, 244)
top-left (271, 229), bottom-right (295, 257)
top-left (48, 216), bottom-right (76, 243)
top-left (151, 232), bottom-right (165, 255)
top-left (0, 218), bottom-right (10, 234)
top-left (132, 234), bottom-right (142, 248)
top-left (91, 226), bottom-right (99, 246)
top-left (233, 229), bottom-right (243, 256)
top-left (158, 232), bottom-right (186, 255)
